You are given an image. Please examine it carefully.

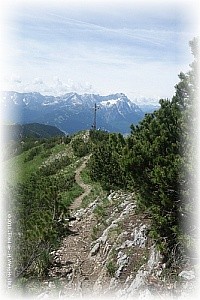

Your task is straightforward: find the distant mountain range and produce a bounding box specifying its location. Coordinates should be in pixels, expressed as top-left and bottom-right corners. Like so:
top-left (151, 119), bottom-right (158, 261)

top-left (1, 91), bottom-right (159, 134)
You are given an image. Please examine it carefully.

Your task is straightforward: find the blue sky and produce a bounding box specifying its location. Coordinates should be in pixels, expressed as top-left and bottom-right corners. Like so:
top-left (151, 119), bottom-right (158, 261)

top-left (0, 0), bottom-right (199, 103)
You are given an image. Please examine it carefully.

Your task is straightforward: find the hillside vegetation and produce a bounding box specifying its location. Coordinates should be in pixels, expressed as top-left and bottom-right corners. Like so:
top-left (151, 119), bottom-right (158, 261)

top-left (5, 38), bottom-right (198, 297)
top-left (2, 123), bottom-right (66, 161)
top-left (89, 38), bottom-right (198, 262)
top-left (7, 134), bottom-right (84, 280)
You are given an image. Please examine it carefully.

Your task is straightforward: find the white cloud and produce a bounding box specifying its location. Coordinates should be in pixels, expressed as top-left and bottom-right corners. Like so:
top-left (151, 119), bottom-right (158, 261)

top-left (0, 76), bottom-right (98, 97)
top-left (49, 78), bottom-right (98, 95)
top-left (33, 77), bottom-right (44, 85)
top-left (10, 75), bottom-right (22, 83)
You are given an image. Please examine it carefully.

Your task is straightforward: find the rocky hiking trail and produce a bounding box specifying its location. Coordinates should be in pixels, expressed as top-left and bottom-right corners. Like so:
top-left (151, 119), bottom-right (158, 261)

top-left (69, 154), bottom-right (92, 211)
top-left (47, 154), bottom-right (99, 296)
top-left (36, 155), bottom-right (197, 299)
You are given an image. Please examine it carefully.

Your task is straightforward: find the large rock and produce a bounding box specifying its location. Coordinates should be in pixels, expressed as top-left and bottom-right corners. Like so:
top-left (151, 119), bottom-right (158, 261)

top-left (178, 270), bottom-right (195, 281)
top-left (90, 242), bottom-right (100, 256)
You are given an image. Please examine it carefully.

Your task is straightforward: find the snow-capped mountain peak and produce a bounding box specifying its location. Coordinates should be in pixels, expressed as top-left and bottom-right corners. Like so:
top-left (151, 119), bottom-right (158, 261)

top-left (1, 91), bottom-right (158, 133)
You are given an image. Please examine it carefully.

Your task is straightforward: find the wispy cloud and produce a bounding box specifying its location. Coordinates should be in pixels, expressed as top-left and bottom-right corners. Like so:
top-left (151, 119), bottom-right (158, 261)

top-left (13, 9), bottom-right (193, 67)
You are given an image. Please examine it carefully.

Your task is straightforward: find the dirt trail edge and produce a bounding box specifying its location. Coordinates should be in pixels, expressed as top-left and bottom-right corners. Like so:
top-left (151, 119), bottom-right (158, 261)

top-left (70, 154), bottom-right (92, 211)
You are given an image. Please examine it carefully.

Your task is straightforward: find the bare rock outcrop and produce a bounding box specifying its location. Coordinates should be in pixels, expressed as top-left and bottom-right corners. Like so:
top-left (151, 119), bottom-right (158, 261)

top-left (35, 190), bottom-right (197, 299)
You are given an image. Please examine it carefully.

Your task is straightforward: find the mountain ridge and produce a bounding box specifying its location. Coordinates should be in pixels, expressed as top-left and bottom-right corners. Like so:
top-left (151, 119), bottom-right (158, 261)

top-left (2, 123), bottom-right (65, 142)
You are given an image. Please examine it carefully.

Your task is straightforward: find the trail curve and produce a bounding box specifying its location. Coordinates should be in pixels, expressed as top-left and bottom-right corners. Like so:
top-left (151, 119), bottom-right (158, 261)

top-left (70, 155), bottom-right (92, 211)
